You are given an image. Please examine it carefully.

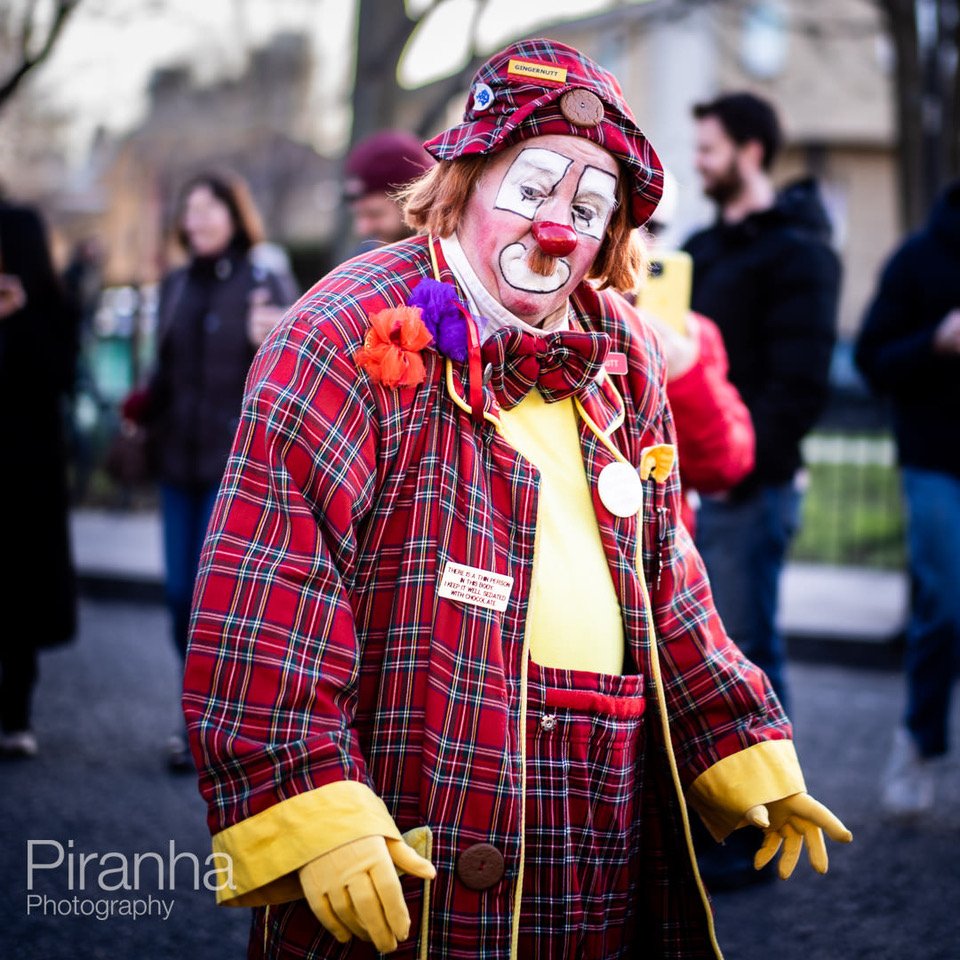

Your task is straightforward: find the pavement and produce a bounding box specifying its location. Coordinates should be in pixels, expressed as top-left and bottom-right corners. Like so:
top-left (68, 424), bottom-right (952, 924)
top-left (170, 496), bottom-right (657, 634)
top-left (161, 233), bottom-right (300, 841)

top-left (71, 508), bottom-right (166, 605)
top-left (0, 601), bottom-right (250, 960)
top-left (69, 506), bottom-right (910, 666)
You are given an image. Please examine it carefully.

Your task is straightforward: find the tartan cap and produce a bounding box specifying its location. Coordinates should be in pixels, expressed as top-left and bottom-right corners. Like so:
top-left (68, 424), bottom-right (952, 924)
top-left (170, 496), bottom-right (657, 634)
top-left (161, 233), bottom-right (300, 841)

top-left (423, 38), bottom-right (663, 226)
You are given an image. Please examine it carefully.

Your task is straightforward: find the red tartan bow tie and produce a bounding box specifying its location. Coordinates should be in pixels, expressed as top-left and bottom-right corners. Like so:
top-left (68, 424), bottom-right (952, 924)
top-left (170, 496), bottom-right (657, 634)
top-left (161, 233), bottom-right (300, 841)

top-left (480, 326), bottom-right (611, 409)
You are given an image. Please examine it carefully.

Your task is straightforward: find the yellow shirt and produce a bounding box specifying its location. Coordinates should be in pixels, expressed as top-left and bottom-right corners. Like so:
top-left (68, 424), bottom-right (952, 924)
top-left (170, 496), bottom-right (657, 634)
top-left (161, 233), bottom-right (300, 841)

top-left (497, 390), bottom-right (625, 674)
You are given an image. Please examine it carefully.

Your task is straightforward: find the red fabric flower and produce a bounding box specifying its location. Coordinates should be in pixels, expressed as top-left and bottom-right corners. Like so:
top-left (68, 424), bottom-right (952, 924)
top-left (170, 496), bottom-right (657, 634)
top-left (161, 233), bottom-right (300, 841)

top-left (355, 306), bottom-right (434, 387)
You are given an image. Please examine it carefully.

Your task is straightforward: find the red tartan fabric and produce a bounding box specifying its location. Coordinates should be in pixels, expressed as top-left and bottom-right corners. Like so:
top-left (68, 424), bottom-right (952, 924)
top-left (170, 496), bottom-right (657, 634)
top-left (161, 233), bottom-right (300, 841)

top-left (183, 236), bottom-right (790, 959)
top-left (480, 326), bottom-right (610, 408)
top-left (517, 661), bottom-right (647, 958)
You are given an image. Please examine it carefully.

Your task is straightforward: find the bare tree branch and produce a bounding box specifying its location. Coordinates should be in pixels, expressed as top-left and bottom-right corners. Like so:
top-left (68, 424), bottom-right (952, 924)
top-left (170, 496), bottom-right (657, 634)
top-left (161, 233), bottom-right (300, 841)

top-left (414, 0), bottom-right (490, 137)
top-left (0, 0), bottom-right (80, 112)
top-left (21, 0), bottom-right (41, 56)
top-left (870, 0), bottom-right (960, 222)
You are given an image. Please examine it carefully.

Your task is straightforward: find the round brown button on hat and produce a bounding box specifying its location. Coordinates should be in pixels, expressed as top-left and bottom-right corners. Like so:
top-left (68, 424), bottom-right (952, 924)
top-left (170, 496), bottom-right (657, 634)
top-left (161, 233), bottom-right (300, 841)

top-left (559, 89), bottom-right (604, 128)
top-left (456, 842), bottom-right (505, 890)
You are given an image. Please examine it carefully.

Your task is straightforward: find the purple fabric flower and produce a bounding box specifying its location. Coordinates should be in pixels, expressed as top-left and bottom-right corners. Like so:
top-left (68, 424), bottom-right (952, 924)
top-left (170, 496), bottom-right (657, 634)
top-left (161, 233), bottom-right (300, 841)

top-left (406, 278), bottom-right (469, 362)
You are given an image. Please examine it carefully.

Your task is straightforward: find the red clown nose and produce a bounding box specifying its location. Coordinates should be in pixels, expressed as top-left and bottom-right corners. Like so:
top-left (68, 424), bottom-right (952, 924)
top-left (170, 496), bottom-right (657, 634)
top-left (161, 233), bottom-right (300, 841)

top-left (531, 221), bottom-right (578, 257)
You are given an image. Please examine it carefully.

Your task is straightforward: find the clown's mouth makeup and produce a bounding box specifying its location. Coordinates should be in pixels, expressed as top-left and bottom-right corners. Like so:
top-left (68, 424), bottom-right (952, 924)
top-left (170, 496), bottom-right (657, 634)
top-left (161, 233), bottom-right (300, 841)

top-left (499, 242), bottom-right (571, 293)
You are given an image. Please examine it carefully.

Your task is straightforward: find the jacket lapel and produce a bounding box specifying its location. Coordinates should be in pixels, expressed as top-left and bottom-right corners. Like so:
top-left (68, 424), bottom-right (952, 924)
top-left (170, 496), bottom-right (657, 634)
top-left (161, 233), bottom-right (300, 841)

top-left (429, 237), bottom-right (505, 423)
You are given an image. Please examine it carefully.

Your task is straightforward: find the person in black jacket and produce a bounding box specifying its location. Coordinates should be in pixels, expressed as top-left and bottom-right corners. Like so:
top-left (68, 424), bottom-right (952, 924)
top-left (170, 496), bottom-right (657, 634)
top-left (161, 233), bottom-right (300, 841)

top-left (0, 197), bottom-right (79, 759)
top-left (133, 170), bottom-right (296, 770)
top-left (855, 180), bottom-right (960, 816)
top-left (683, 93), bottom-right (840, 890)
top-left (683, 93), bottom-right (840, 714)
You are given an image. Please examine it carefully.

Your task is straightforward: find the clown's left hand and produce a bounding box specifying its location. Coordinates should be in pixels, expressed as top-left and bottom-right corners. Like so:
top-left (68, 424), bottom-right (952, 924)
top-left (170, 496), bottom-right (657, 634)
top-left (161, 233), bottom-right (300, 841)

top-left (742, 792), bottom-right (853, 879)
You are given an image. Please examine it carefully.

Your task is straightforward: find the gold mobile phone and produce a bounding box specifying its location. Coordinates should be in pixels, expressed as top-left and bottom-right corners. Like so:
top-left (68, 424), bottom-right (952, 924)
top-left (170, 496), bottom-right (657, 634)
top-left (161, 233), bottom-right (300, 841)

top-left (635, 249), bottom-right (692, 335)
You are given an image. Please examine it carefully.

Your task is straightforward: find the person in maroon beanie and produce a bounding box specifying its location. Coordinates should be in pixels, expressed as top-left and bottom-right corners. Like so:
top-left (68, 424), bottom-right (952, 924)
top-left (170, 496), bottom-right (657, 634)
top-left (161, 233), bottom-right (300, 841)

top-left (344, 130), bottom-right (435, 247)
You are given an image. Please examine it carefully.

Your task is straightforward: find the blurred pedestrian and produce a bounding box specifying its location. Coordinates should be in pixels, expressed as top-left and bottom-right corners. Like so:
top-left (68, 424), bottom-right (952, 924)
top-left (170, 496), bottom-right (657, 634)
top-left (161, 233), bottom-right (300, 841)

top-left (62, 236), bottom-right (105, 503)
top-left (684, 93), bottom-right (840, 715)
top-left (683, 92), bottom-right (841, 890)
top-left (632, 171), bottom-right (755, 533)
top-left (855, 178), bottom-right (960, 817)
top-left (0, 196), bottom-right (79, 759)
top-left (129, 170), bottom-right (296, 771)
top-left (183, 40), bottom-right (850, 958)
top-left (343, 129), bottom-right (434, 250)
top-left (63, 236), bottom-right (104, 341)
top-left (249, 239), bottom-right (300, 305)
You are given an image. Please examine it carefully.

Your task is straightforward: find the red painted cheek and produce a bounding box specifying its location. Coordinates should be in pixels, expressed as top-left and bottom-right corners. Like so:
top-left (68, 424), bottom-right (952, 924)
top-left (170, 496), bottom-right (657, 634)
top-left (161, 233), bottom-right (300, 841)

top-left (531, 221), bottom-right (578, 257)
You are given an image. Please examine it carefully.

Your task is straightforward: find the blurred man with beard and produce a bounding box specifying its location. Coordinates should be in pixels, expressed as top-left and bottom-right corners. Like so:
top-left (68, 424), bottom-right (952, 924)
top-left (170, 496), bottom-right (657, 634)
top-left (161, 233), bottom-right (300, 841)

top-left (683, 92), bottom-right (841, 889)
top-left (343, 130), bottom-right (434, 250)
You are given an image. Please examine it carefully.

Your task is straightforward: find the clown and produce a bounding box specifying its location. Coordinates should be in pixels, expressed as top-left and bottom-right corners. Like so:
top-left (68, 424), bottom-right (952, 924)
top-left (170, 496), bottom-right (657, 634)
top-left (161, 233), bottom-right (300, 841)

top-left (183, 39), bottom-right (851, 960)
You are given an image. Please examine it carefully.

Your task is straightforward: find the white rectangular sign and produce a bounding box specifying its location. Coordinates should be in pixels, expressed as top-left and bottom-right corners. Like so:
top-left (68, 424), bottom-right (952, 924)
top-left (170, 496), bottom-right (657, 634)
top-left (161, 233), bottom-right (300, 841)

top-left (438, 562), bottom-right (514, 613)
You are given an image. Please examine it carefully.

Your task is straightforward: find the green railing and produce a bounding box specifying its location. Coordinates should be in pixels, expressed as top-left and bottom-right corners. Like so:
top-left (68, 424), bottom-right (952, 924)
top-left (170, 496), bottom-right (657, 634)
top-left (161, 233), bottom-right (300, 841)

top-left (790, 431), bottom-right (906, 570)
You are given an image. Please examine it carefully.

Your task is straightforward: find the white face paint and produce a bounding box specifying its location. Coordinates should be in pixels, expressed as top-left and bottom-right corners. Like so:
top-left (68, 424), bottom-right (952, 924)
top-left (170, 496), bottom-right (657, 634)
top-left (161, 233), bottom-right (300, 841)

top-left (458, 134), bottom-right (621, 325)
top-left (493, 148), bottom-right (585, 293)
top-left (494, 148), bottom-right (572, 221)
top-left (571, 166), bottom-right (618, 241)
top-left (499, 243), bottom-right (571, 293)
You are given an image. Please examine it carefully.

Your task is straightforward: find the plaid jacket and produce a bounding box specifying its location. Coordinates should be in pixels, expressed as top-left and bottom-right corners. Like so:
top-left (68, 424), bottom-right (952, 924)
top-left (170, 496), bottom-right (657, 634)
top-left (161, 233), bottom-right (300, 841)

top-left (183, 236), bottom-right (793, 959)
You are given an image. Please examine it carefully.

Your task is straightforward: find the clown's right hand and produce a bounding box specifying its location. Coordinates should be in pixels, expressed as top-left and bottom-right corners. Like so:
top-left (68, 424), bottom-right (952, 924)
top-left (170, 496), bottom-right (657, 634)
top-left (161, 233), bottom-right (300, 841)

top-left (298, 835), bottom-right (436, 953)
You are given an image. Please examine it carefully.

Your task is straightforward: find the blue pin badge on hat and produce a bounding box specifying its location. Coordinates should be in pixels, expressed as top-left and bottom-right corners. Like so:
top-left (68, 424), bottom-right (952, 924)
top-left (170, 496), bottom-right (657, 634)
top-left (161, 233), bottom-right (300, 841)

top-left (472, 82), bottom-right (494, 113)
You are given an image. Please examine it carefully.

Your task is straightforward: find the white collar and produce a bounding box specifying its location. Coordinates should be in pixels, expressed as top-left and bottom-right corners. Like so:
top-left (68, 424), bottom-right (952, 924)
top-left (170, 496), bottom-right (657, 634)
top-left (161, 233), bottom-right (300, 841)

top-left (438, 233), bottom-right (571, 342)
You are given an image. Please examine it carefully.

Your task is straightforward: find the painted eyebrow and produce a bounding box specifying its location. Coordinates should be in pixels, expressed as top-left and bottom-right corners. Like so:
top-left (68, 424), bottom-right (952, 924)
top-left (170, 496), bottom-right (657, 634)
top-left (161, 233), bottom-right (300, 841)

top-left (520, 159), bottom-right (566, 175)
top-left (575, 190), bottom-right (615, 204)
top-left (574, 165), bottom-right (619, 205)
top-left (509, 149), bottom-right (573, 175)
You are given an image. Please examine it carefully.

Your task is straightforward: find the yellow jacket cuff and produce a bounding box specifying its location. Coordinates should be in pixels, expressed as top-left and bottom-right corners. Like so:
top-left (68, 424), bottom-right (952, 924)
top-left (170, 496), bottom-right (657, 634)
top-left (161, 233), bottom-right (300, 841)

top-left (210, 780), bottom-right (402, 906)
top-left (687, 739), bottom-right (806, 842)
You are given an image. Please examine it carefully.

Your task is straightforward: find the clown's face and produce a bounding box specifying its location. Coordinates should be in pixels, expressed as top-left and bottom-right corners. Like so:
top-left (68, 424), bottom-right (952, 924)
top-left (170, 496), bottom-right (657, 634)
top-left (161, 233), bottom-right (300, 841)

top-left (458, 134), bottom-right (620, 325)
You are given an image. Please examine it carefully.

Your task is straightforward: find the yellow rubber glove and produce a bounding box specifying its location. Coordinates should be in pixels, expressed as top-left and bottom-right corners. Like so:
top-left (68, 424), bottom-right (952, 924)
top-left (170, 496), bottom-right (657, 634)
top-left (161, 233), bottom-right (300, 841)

top-left (298, 835), bottom-right (435, 953)
top-left (743, 792), bottom-right (853, 879)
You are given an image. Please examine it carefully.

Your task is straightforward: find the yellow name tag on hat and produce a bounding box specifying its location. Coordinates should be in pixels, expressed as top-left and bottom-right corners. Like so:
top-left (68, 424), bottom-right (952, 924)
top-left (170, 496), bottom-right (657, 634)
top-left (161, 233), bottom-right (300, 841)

top-left (507, 58), bottom-right (567, 84)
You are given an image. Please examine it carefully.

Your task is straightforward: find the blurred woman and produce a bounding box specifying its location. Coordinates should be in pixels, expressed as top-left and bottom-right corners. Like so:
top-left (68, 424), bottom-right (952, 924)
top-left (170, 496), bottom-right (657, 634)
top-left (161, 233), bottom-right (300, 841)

top-left (138, 171), bottom-right (296, 770)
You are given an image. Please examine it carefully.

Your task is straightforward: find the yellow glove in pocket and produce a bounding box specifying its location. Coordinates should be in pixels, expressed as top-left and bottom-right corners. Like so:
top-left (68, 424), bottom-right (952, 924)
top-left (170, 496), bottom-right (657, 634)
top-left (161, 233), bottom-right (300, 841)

top-left (743, 792), bottom-right (853, 879)
top-left (298, 832), bottom-right (435, 954)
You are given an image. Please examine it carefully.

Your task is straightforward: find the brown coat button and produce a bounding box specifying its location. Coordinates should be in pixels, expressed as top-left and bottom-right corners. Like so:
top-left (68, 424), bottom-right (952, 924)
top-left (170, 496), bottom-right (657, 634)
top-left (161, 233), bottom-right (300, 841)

top-left (456, 842), bottom-right (505, 890)
top-left (559, 89), bottom-right (604, 128)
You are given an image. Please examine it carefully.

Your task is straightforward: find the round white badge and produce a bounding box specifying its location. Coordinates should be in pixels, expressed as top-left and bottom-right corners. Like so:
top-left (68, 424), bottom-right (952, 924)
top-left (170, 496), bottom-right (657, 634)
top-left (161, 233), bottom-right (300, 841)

top-left (597, 461), bottom-right (643, 518)
top-left (472, 82), bottom-right (495, 113)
